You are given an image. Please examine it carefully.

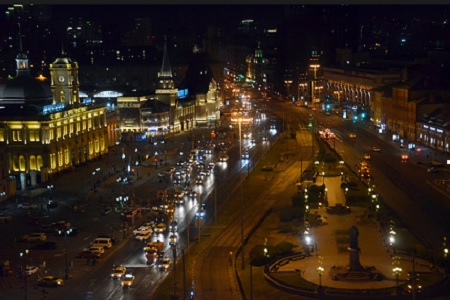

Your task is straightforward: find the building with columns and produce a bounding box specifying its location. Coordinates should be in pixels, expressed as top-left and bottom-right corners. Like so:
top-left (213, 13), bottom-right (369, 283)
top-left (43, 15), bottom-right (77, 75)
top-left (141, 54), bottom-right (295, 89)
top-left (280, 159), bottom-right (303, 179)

top-left (323, 65), bottom-right (401, 107)
top-left (0, 50), bottom-right (107, 198)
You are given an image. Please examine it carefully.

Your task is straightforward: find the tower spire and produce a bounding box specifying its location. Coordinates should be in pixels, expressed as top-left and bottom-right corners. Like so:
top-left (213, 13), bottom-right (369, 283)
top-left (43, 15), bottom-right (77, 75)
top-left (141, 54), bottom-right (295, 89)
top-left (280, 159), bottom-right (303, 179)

top-left (18, 22), bottom-right (23, 53)
top-left (160, 35), bottom-right (173, 78)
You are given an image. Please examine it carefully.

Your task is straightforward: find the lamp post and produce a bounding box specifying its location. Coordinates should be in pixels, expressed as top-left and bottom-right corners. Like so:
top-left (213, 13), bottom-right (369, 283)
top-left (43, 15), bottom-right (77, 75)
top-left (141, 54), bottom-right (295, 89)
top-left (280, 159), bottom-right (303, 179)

top-left (304, 190), bottom-right (309, 229)
top-left (19, 250), bottom-right (28, 300)
top-left (116, 195), bottom-right (129, 239)
top-left (317, 255), bottom-right (324, 289)
top-left (321, 171), bottom-right (325, 185)
top-left (238, 118), bottom-right (245, 270)
top-left (47, 184), bottom-right (54, 201)
top-left (59, 228), bottom-right (72, 279)
top-left (392, 255), bottom-right (402, 293)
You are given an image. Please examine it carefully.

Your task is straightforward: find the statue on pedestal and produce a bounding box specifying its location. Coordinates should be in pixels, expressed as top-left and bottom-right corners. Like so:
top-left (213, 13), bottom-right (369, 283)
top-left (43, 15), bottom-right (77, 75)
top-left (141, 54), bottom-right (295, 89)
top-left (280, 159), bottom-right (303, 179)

top-left (348, 225), bottom-right (359, 250)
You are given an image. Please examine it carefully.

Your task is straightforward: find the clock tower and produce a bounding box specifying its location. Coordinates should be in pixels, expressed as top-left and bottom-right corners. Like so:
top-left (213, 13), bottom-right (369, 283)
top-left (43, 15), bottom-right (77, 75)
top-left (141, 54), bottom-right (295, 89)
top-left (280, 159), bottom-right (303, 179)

top-left (49, 54), bottom-right (80, 105)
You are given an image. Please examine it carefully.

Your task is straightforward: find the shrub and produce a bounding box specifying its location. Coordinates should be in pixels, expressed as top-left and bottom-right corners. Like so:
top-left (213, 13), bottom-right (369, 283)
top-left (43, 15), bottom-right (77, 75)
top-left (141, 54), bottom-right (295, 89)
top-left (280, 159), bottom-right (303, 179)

top-left (275, 241), bottom-right (294, 256)
top-left (278, 222), bottom-right (292, 233)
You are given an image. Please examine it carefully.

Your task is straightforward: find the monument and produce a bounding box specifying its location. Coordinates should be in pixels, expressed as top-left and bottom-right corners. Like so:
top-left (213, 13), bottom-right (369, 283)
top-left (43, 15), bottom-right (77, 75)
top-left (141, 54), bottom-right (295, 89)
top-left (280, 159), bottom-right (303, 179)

top-left (329, 225), bottom-right (384, 281)
top-left (348, 225), bottom-right (364, 271)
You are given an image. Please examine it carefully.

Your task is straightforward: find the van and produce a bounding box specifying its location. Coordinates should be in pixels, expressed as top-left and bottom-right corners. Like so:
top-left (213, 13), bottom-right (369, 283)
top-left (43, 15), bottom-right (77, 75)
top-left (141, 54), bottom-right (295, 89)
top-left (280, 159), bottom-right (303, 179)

top-left (91, 237), bottom-right (112, 249)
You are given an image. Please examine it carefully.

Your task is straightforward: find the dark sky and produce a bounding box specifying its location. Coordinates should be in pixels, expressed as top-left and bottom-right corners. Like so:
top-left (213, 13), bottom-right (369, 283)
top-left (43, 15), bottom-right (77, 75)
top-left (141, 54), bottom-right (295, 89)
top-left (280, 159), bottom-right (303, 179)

top-left (51, 5), bottom-right (285, 30)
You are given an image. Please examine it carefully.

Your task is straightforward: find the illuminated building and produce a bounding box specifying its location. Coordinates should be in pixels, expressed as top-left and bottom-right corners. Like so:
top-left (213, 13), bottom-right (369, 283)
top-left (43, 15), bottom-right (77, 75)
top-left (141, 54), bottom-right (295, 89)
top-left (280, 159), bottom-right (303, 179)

top-left (117, 39), bottom-right (221, 141)
top-left (0, 48), bottom-right (107, 197)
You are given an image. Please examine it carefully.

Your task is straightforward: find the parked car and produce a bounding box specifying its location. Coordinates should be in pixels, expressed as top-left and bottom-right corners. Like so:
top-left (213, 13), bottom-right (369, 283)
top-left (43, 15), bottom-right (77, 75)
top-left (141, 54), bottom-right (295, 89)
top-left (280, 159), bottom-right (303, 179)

top-left (18, 203), bottom-right (38, 210)
top-left (38, 276), bottom-right (64, 287)
top-left (32, 241), bottom-right (57, 250)
top-left (88, 246), bottom-right (105, 255)
top-left (23, 232), bottom-right (47, 242)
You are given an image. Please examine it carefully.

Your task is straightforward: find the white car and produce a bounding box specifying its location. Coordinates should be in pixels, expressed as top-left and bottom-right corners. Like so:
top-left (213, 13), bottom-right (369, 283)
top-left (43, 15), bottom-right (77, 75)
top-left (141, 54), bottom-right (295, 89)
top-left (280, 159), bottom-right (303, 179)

top-left (18, 203), bottom-right (38, 210)
top-left (24, 265), bottom-right (39, 275)
top-left (132, 226), bottom-right (152, 236)
top-left (135, 231), bottom-right (152, 241)
top-left (89, 246), bottom-right (105, 254)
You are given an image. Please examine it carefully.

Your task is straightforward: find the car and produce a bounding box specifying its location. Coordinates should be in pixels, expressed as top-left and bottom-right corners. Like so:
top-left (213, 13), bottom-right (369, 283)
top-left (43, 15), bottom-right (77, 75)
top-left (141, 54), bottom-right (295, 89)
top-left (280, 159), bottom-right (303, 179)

top-left (174, 191), bottom-right (185, 198)
top-left (189, 191), bottom-right (198, 200)
top-left (169, 220), bottom-right (178, 232)
top-left (0, 214), bottom-right (12, 223)
top-left (169, 233), bottom-right (178, 246)
top-left (427, 167), bottom-right (441, 173)
top-left (23, 232), bottom-right (47, 242)
top-left (262, 136), bottom-right (269, 142)
top-left (363, 153), bottom-right (371, 160)
top-left (50, 220), bottom-right (71, 231)
top-left (47, 200), bottom-right (58, 209)
top-left (135, 231), bottom-right (152, 241)
top-left (110, 265), bottom-right (126, 279)
top-left (88, 246), bottom-right (105, 254)
top-left (174, 197), bottom-right (185, 205)
top-left (101, 207), bottom-right (112, 215)
top-left (372, 146), bottom-right (381, 152)
top-left (97, 234), bottom-right (116, 244)
top-left (132, 226), bottom-right (152, 236)
top-left (121, 274), bottom-right (135, 288)
top-left (154, 223), bottom-right (166, 233)
top-left (196, 207), bottom-right (206, 218)
top-left (242, 150), bottom-right (250, 159)
top-left (24, 265), bottom-right (39, 275)
top-left (401, 153), bottom-right (409, 161)
top-left (17, 203), bottom-right (38, 210)
top-left (77, 250), bottom-right (101, 259)
top-left (195, 178), bottom-right (203, 185)
top-left (32, 241), bottom-right (57, 250)
top-left (349, 133), bottom-right (357, 138)
top-left (38, 276), bottom-right (64, 287)
top-left (315, 214), bottom-right (328, 224)
top-left (207, 162), bottom-right (215, 170)
top-left (157, 257), bottom-right (172, 271)
top-left (219, 154), bottom-right (229, 162)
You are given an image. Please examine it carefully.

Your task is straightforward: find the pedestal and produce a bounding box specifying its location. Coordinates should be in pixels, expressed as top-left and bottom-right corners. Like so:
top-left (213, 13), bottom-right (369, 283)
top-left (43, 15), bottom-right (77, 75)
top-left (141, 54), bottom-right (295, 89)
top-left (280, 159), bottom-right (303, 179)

top-left (348, 247), bottom-right (363, 271)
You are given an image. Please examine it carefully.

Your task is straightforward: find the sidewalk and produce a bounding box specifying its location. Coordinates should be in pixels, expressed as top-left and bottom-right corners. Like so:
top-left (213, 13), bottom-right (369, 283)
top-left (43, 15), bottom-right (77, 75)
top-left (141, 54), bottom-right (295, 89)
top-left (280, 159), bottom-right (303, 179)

top-left (274, 176), bottom-right (441, 289)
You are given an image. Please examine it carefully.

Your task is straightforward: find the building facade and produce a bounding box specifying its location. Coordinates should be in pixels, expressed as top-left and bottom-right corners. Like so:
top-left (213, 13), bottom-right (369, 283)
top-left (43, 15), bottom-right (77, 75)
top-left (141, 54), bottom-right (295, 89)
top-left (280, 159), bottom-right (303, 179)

top-left (0, 51), bottom-right (107, 197)
top-left (117, 40), bottom-right (221, 141)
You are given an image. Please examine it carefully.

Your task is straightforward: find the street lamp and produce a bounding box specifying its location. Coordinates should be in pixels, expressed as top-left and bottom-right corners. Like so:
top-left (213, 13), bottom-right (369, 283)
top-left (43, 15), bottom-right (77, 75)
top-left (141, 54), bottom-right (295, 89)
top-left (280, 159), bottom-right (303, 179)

top-left (47, 184), bottom-right (54, 201)
top-left (238, 117), bottom-right (245, 270)
top-left (116, 195), bottom-right (129, 239)
top-left (59, 228), bottom-right (73, 279)
top-left (19, 250), bottom-right (29, 300)
top-left (317, 255), bottom-right (324, 288)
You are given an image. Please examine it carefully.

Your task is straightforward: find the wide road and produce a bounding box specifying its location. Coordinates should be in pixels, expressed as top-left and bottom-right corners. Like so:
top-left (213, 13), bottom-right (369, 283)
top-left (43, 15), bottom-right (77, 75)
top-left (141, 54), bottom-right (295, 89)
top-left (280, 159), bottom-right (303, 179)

top-left (276, 100), bottom-right (450, 252)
